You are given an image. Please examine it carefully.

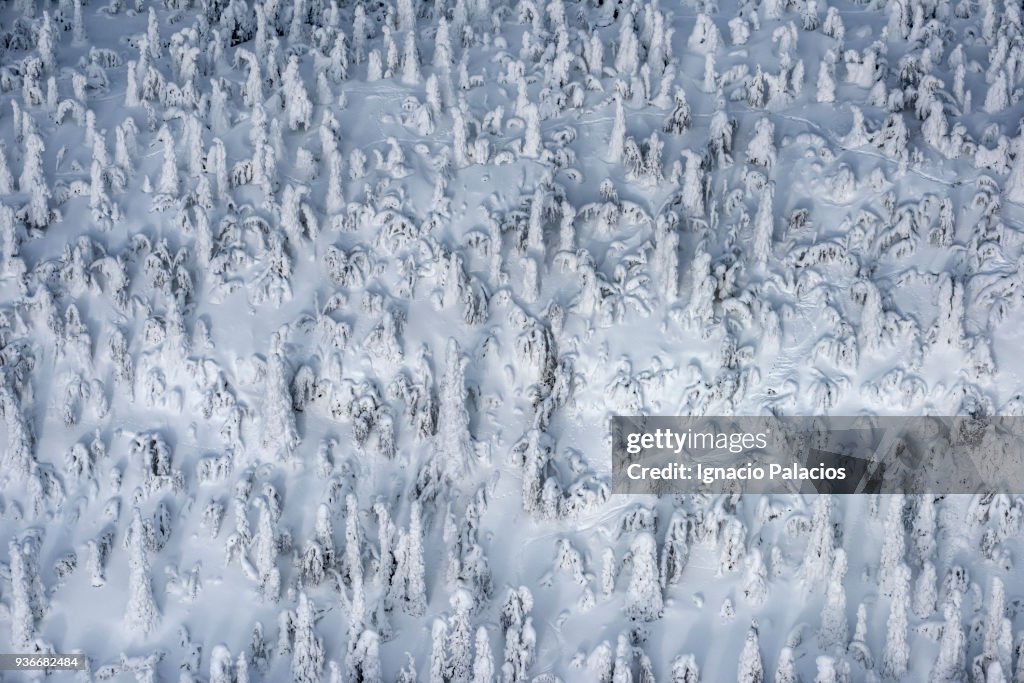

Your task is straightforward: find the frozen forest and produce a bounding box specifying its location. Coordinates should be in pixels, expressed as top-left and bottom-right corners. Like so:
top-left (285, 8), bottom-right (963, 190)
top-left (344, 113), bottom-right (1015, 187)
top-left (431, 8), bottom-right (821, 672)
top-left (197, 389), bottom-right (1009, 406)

top-left (1, 0), bottom-right (1024, 678)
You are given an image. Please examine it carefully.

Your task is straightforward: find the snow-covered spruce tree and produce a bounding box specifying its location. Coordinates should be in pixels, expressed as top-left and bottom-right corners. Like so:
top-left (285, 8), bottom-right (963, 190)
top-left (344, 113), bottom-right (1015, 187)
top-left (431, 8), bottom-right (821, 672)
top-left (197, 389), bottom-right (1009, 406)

top-left (0, 381), bottom-right (36, 480)
top-left (0, 203), bottom-right (19, 271)
top-left (658, 509), bottom-right (689, 589)
top-left (737, 627), bottom-right (764, 683)
top-left (282, 56), bottom-right (313, 131)
top-left (521, 103), bottom-right (542, 159)
top-left (801, 494), bottom-right (835, 586)
top-left (752, 182), bottom-right (775, 266)
top-left (930, 593), bottom-right (965, 682)
top-left (446, 588), bottom-right (474, 683)
top-left (209, 644), bottom-right (234, 683)
top-left (980, 577), bottom-right (1013, 677)
top-left (155, 124), bottom-right (179, 198)
top-left (848, 602), bottom-right (872, 670)
top-left (879, 494), bottom-right (906, 597)
top-left (746, 118), bottom-right (776, 169)
top-left (325, 148), bottom-right (346, 215)
top-left (348, 630), bottom-right (382, 683)
top-left (911, 495), bottom-right (937, 566)
top-left (814, 56), bottom-right (835, 104)
top-left (516, 429), bottom-right (551, 516)
top-left (931, 274), bottom-right (965, 348)
top-left (607, 97), bottom-right (626, 164)
top-left (291, 593), bottom-right (324, 683)
top-left (452, 107), bottom-right (471, 168)
top-left (253, 496), bottom-right (281, 602)
top-left (8, 535), bottom-right (45, 649)
top-left (262, 333), bottom-right (301, 460)
top-left (653, 216), bottom-right (680, 303)
top-left (615, 16), bottom-right (640, 75)
top-left (984, 71), bottom-right (1008, 114)
top-left (819, 548), bottom-right (848, 649)
top-left (774, 647), bottom-right (797, 683)
top-left (610, 632), bottom-right (633, 683)
top-left (881, 563), bottom-right (911, 680)
top-left (434, 18), bottom-right (454, 70)
top-left (394, 501), bottom-right (427, 616)
top-left (19, 132), bottom-right (50, 229)
top-left (0, 146), bottom-right (13, 195)
top-left (125, 508), bottom-right (160, 636)
top-left (670, 653), bottom-right (700, 683)
top-left (472, 626), bottom-right (495, 683)
top-left (815, 656), bottom-right (840, 683)
top-left (626, 531), bottom-right (663, 621)
top-left (913, 560), bottom-right (938, 619)
top-left (1006, 137), bottom-right (1024, 204)
top-left (402, 32), bottom-right (422, 86)
top-left (437, 337), bottom-right (474, 479)
top-left (719, 517), bottom-right (747, 573)
top-left (501, 586), bottom-right (535, 682)
top-left (664, 87), bottom-right (691, 135)
top-left (679, 149), bottom-right (705, 215)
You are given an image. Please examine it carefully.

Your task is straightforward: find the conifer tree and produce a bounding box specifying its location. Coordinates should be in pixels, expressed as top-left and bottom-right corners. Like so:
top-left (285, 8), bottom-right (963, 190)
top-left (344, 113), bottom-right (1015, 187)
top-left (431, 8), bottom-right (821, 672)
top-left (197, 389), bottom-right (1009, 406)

top-left (626, 532), bottom-right (663, 621)
top-left (125, 508), bottom-right (160, 636)
top-left (20, 132), bottom-right (50, 228)
top-left (607, 97), bottom-right (626, 163)
top-left (882, 563), bottom-right (911, 680)
top-left (291, 593), bottom-right (325, 683)
top-left (473, 626), bottom-right (495, 683)
top-left (283, 56), bottom-right (313, 131)
top-left (737, 627), bottom-right (764, 683)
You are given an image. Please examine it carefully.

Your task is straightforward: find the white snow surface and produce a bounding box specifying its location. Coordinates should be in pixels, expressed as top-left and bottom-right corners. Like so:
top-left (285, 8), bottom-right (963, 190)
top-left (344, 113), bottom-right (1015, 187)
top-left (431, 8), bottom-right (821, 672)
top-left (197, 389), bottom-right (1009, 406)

top-left (0, 0), bottom-right (1023, 680)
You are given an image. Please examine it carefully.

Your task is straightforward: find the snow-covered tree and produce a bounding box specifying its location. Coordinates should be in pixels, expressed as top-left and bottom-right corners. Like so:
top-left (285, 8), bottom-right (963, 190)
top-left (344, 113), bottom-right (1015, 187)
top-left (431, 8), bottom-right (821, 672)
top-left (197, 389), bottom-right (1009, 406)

top-left (608, 97), bottom-right (626, 163)
top-left (984, 71), bottom-right (1008, 114)
top-left (19, 132), bottom-right (50, 228)
top-left (626, 531), bottom-right (663, 621)
top-left (1006, 137), bottom-right (1024, 204)
top-left (8, 535), bottom-right (44, 649)
top-left (209, 644), bottom-right (234, 683)
top-left (437, 337), bottom-right (474, 478)
top-left (402, 32), bottom-right (422, 86)
top-left (125, 508), bottom-right (160, 636)
top-left (522, 104), bottom-right (542, 159)
top-left (291, 593), bottom-right (324, 683)
top-left (817, 56), bottom-right (837, 103)
top-left (430, 619), bottom-right (449, 683)
top-left (746, 118), bottom-right (776, 169)
top-left (283, 56), bottom-right (313, 131)
top-left (774, 647), bottom-right (797, 683)
top-left (981, 577), bottom-right (1013, 676)
top-left (501, 587), bottom-right (535, 682)
top-left (881, 563), bottom-right (911, 680)
top-left (262, 333), bottom-right (301, 460)
top-left (930, 593), bottom-right (965, 682)
top-left (394, 501), bottom-right (427, 616)
top-left (671, 654), bottom-right (700, 683)
top-left (737, 627), bottom-right (764, 683)
top-left (472, 626), bottom-right (495, 683)
top-left (446, 589), bottom-right (474, 683)
top-left (752, 183), bottom-right (775, 265)
top-left (253, 497), bottom-right (281, 602)
top-left (819, 548), bottom-right (848, 649)
top-left (879, 494), bottom-right (906, 597)
top-left (348, 630), bottom-right (382, 683)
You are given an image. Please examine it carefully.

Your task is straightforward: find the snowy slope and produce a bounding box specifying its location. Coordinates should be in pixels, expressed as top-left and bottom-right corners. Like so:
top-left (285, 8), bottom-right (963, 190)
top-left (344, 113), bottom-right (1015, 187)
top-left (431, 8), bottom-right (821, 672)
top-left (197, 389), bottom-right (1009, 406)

top-left (1, 0), bottom-right (1024, 680)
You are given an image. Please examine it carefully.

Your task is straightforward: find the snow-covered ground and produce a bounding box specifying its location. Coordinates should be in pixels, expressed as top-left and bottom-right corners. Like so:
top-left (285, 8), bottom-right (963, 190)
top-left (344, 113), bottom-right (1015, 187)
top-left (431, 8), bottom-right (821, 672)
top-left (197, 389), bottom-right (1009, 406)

top-left (1, 0), bottom-right (1024, 679)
